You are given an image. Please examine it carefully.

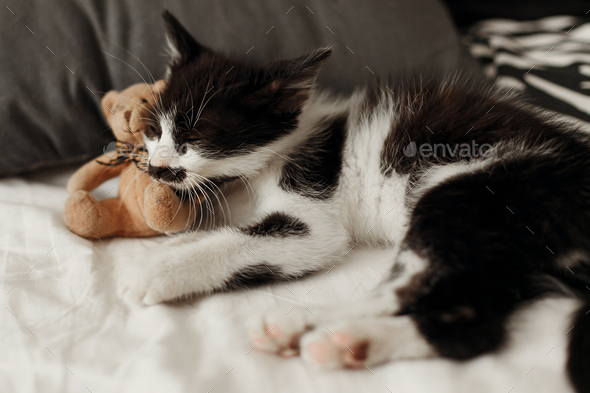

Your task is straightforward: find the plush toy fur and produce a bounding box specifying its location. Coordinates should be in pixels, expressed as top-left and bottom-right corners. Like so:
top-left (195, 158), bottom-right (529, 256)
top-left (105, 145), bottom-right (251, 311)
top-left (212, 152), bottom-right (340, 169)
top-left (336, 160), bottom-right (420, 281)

top-left (64, 82), bottom-right (202, 239)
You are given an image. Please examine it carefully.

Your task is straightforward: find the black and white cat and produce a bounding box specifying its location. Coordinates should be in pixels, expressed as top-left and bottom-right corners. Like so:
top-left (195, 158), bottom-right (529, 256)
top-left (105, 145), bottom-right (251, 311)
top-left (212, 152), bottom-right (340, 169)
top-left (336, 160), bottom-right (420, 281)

top-left (116, 11), bottom-right (590, 391)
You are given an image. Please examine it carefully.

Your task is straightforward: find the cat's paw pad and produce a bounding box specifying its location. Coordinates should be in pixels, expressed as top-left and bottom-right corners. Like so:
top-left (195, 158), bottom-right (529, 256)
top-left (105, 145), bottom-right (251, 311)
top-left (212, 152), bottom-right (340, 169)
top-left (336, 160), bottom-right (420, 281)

top-left (250, 307), bottom-right (315, 357)
top-left (300, 325), bottom-right (370, 369)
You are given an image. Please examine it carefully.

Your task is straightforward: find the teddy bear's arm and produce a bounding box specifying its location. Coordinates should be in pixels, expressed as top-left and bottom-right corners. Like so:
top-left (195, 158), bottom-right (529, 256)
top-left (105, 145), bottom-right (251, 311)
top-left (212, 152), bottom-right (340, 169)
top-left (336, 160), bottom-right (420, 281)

top-left (67, 154), bottom-right (126, 194)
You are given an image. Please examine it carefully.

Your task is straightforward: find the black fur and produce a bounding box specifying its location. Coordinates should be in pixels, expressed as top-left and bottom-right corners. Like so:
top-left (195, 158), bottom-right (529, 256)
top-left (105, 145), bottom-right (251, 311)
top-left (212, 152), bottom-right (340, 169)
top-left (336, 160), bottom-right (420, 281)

top-left (148, 12), bottom-right (332, 160)
top-left (224, 263), bottom-right (282, 290)
top-left (223, 264), bottom-right (310, 290)
top-left (242, 212), bottom-right (310, 238)
top-left (280, 113), bottom-right (348, 200)
top-left (388, 106), bottom-right (590, 377)
top-left (378, 80), bottom-right (560, 179)
top-left (148, 164), bottom-right (186, 183)
top-left (568, 301), bottom-right (590, 393)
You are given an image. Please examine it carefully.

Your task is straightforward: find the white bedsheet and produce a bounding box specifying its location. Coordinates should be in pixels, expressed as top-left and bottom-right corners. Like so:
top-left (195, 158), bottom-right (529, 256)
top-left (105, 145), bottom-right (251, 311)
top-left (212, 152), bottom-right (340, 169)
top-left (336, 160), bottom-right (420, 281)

top-left (0, 167), bottom-right (577, 393)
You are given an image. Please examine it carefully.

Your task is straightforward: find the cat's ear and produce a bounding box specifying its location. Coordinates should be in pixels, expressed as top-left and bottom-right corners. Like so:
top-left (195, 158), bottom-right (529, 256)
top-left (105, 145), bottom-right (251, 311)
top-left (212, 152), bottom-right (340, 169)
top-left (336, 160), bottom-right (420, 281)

top-left (162, 10), bottom-right (210, 66)
top-left (256, 47), bottom-right (332, 113)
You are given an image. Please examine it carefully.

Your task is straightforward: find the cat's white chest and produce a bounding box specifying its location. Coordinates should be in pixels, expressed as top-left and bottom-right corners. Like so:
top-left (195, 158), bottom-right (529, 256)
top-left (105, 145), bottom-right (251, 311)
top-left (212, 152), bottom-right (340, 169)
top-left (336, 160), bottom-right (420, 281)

top-left (338, 109), bottom-right (410, 246)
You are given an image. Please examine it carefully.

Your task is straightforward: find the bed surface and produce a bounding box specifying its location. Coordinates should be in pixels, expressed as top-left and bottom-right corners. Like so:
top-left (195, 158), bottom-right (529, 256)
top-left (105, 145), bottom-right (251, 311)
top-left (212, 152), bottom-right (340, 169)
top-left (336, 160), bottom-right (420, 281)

top-left (0, 168), bottom-right (578, 393)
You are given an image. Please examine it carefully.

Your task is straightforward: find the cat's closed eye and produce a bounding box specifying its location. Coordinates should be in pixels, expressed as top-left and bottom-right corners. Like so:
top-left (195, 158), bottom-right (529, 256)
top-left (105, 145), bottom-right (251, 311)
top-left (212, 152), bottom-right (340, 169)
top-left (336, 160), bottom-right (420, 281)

top-left (145, 125), bottom-right (160, 139)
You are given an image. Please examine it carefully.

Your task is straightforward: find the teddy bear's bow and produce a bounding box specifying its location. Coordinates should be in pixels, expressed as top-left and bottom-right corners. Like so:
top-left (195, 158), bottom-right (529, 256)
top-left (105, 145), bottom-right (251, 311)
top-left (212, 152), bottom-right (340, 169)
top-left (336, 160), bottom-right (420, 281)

top-left (96, 141), bottom-right (149, 172)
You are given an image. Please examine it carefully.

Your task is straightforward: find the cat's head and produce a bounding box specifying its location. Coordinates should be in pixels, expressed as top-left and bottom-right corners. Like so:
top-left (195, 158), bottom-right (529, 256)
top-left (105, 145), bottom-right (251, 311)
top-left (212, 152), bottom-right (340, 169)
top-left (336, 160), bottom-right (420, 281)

top-left (144, 10), bottom-right (331, 191)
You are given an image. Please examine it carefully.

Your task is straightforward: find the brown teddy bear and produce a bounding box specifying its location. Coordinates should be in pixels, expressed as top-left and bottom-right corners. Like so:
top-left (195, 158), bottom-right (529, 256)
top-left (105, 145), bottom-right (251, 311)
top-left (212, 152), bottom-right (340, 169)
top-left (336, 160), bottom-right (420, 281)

top-left (64, 82), bottom-right (203, 239)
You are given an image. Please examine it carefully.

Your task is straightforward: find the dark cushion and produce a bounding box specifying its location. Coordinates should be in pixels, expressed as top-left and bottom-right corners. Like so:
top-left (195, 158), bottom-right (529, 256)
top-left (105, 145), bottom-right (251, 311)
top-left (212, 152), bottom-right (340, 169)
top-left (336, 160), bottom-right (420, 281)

top-left (0, 0), bottom-right (479, 176)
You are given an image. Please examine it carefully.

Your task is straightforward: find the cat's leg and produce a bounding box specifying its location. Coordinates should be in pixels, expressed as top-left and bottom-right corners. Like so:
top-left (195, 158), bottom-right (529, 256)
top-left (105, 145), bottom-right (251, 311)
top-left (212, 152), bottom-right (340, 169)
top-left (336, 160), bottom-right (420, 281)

top-left (252, 246), bottom-right (528, 369)
top-left (116, 196), bottom-right (350, 306)
top-left (293, 275), bottom-right (514, 368)
top-left (300, 316), bottom-right (434, 368)
top-left (250, 290), bottom-right (400, 358)
top-left (255, 301), bottom-right (435, 369)
top-left (251, 249), bottom-right (429, 357)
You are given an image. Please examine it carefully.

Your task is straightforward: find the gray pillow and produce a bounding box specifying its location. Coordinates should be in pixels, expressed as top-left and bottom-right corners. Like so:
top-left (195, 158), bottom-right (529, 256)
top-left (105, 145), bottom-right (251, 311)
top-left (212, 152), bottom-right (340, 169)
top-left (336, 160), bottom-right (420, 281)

top-left (0, 0), bottom-right (479, 176)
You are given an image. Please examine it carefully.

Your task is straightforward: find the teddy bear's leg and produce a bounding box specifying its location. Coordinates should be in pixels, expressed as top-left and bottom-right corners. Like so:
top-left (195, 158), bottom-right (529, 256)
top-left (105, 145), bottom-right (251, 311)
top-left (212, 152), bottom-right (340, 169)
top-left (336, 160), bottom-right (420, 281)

top-left (66, 156), bottom-right (124, 194)
top-left (64, 190), bottom-right (133, 239)
top-left (144, 182), bottom-right (196, 233)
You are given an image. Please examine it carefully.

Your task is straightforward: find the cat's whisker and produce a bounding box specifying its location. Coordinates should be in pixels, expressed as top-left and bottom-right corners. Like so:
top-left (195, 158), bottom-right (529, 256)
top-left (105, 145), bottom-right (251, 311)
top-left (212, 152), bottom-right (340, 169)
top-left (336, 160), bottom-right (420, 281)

top-left (188, 179), bottom-right (204, 230)
top-left (101, 51), bottom-right (164, 115)
top-left (192, 69), bottom-right (214, 129)
top-left (258, 146), bottom-right (305, 171)
top-left (101, 34), bottom-right (158, 86)
top-left (192, 182), bottom-right (208, 232)
top-left (182, 74), bottom-right (196, 128)
top-left (99, 39), bottom-right (166, 116)
top-left (203, 175), bottom-right (234, 228)
top-left (183, 178), bottom-right (199, 230)
top-left (185, 178), bottom-right (205, 231)
top-left (166, 185), bottom-right (187, 229)
top-left (230, 169), bottom-right (255, 216)
top-left (190, 175), bottom-right (222, 230)
top-left (194, 182), bottom-right (212, 231)
top-left (187, 75), bottom-right (214, 137)
top-left (192, 173), bottom-right (231, 229)
top-left (178, 113), bottom-right (193, 136)
top-left (189, 176), bottom-right (216, 231)
top-left (95, 125), bottom-right (114, 137)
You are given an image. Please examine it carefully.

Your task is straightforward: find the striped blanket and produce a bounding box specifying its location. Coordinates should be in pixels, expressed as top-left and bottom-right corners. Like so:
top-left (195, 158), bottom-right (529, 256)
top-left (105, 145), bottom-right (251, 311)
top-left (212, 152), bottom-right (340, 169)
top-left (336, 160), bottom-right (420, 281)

top-left (464, 15), bottom-right (590, 123)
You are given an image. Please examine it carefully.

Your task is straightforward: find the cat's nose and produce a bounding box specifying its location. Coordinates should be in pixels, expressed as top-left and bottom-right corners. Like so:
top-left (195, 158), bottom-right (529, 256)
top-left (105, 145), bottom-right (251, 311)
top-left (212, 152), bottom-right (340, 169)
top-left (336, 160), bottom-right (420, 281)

top-left (148, 164), bottom-right (168, 180)
top-left (148, 164), bottom-right (186, 183)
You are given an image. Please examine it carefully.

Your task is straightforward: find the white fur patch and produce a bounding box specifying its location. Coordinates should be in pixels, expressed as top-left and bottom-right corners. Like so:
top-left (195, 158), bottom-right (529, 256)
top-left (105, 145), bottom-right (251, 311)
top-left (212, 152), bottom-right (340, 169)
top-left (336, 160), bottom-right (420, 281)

top-left (146, 108), bottom-right (178, 168)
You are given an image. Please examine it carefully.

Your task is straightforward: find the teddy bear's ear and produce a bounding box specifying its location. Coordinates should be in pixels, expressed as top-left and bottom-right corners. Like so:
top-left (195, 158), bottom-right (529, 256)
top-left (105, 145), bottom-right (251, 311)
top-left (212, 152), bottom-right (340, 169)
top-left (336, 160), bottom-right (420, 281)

top-left (127, 107), bottom-right (150, 144)
top-left (148, 80), bottom-right (167, 105)
top-left (101, 91), bottom-right (118, 119)
top-left (162, 10), bottom-right (211, 66)
top-left (152, 80), bottom-right (167, 95)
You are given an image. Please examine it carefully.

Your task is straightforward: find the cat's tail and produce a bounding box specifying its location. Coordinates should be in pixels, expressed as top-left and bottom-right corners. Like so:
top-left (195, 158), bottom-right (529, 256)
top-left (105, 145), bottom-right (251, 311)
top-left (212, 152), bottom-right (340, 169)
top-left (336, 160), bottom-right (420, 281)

top-left (567, 298), bottom-right (590, 393)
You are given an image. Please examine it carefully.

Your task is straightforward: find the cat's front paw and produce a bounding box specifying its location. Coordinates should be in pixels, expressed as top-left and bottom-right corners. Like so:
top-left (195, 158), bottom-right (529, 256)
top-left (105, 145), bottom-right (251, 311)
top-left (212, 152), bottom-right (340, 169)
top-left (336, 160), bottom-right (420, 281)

top-left (116, 256), bottom-right (178, 306)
